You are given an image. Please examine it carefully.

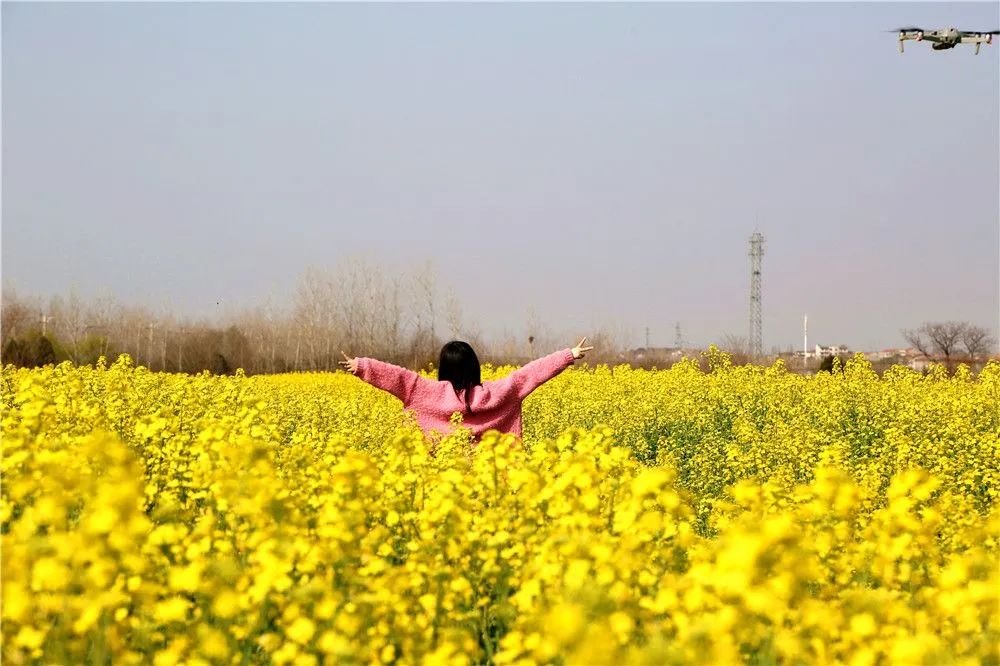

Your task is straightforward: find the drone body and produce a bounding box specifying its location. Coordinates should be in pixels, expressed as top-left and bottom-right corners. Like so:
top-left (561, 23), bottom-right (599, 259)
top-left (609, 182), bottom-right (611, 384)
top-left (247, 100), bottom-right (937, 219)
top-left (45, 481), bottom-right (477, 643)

top-left (894, 27), bottom-right (999, 54)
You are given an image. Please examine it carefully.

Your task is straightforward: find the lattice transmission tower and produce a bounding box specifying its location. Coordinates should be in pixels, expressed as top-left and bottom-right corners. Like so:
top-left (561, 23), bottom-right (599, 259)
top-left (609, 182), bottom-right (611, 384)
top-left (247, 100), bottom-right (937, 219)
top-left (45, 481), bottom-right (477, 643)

top-left (749, 232), bottom-right (765, 358)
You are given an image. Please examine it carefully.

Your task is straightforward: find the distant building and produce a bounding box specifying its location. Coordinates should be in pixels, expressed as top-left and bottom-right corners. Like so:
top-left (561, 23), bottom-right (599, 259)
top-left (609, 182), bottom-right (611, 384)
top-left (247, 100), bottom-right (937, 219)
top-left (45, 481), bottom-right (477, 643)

top-left (629, 346), bottom-right (682, 358)
top-left (856, 348), bottom-right (967, 371)
top-left (627, 347), bottom-right (685, 364)
top-left (810, 344), bottom-right (849, 358)
top-left (864, 348), bottom-right (921, 362)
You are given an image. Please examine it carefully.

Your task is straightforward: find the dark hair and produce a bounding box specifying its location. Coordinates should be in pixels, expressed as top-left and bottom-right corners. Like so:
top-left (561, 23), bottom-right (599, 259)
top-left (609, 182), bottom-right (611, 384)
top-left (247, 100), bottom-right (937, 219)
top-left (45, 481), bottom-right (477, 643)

top-left (438, 340), bottom-right (481, 414)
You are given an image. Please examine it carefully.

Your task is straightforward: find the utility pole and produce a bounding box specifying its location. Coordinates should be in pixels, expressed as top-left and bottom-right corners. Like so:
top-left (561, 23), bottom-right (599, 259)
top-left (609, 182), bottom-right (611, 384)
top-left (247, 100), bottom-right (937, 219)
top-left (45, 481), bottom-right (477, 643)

top-left (285, 328), bottom-right (293, 372)
top-left (749, 231), bottom-right (765, 359)
top-left (645, 327), bottom-right (650, 349)
top-left (147, 323), bottom-right (156, 370)
top-left (40, 312), bottom-right (55, 337)
top-left (674, 322), bottom-right (684, 349)
top-left (270, 330), bottom-right (277, 374)
top-left (176, 327), bottom-right (184, 373)
top-left (803, 314), bottom-right (808, 369)
top-left (84, 324), bottom-right (110, 358)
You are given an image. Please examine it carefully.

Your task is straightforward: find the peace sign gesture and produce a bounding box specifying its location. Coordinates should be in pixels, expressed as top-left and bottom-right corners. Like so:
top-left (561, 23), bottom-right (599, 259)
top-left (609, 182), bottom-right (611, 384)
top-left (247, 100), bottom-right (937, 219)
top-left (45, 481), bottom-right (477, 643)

top-left (338, 351), bottom-right (359, 374)
top-left (571, 337), bottom-right (594, 360)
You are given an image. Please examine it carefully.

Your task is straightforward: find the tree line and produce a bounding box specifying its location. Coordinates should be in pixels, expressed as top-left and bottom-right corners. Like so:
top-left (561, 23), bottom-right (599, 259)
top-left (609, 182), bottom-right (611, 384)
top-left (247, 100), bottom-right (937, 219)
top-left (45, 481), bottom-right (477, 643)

top-left (2, 262), bottom-right (995, 375)
top-left (1, 262), bottom-right (627, 374)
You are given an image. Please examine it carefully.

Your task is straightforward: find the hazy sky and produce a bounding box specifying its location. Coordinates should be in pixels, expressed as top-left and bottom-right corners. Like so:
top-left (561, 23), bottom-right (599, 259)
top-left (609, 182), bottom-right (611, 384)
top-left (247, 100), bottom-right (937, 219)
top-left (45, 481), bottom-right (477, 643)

top-left (3, 2), bottom-right (998, 351)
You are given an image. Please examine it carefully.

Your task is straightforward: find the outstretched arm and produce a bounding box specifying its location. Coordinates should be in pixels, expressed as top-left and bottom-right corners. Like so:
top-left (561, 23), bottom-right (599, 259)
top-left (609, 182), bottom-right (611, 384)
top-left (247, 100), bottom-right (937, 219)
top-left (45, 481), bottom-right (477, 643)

top-left (509, 337), bottom-right (593, 400)
top-left (340, 352), bottom-right (421, 405)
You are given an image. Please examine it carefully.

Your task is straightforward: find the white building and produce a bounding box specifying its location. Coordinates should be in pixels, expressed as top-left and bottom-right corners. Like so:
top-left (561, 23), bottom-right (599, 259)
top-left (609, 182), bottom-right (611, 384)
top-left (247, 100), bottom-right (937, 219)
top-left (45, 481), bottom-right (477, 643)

top-left (813, 344), bottom-right (849, 358)
top-left (864, 348), bottom-right (920, 362)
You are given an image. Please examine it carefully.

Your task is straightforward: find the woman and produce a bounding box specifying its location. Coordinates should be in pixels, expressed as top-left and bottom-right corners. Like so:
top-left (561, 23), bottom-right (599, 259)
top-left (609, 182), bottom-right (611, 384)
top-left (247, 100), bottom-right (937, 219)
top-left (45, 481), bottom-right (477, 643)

top-left (339, 338), bottom-right (593, 440)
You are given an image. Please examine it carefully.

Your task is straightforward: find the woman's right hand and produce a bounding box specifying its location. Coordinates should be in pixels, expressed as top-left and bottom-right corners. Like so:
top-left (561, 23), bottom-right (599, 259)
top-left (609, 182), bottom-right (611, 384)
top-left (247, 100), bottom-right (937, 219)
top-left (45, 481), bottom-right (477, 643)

top-left (571, 337), bottom-right (594, 360)
top-left (339, 351), bottom-right (359, 374)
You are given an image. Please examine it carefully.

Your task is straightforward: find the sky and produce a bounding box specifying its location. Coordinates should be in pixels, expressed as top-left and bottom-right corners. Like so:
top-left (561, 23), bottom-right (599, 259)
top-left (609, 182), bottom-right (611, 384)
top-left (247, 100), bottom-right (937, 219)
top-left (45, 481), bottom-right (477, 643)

top-left (2, 2), bottom-right (998, 352)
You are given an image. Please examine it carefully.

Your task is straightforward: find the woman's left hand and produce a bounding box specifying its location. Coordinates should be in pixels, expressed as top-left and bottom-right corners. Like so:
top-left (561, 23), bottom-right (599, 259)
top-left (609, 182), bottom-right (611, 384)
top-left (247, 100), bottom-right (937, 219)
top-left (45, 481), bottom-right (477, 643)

top-left (571, 337), bottom-right (594, 360)
top-left (339, 352), bottom-right (359, 374)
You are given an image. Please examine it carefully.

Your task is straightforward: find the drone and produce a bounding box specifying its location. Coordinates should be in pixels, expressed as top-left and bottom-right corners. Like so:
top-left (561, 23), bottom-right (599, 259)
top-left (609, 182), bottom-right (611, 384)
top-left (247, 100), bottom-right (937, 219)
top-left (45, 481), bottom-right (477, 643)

top-left (891, 27), bottom-right (999, 54)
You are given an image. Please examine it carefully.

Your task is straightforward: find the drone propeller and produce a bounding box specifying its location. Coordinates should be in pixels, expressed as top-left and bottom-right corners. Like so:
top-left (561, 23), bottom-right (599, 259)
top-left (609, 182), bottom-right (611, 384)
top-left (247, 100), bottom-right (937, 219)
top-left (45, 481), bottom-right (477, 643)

top-left (887, 26), bottom-right (923, 33)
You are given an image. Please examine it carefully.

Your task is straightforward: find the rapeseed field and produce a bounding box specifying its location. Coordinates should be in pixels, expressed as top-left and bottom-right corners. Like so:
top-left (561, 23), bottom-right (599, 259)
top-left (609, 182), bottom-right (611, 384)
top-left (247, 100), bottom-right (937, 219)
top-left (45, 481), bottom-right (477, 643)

top-left (2, 352), bottom-right (998, 665)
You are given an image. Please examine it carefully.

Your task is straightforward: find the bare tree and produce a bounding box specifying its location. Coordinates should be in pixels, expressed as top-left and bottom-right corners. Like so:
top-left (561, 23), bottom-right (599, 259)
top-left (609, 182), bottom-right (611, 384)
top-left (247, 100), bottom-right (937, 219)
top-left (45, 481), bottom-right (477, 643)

top-left (87, 293), bottom-right (119, 359)
top-left (237, 297), bottom-right (288, 374)
top-left (288, 261), bottom-right (416, 368)
top-left (960, 324), bottom-right (996, 363)
top-left (384, 276), bottom-right (403, 362)
top-left (718, 333), bottom-right (751, 366)
top-left (445, 289), bottom-right (463, 341)
top-left (294, 267), bottom-right (337, 370)
top-left (334, 259), bottom-right (402, 361)
top-left (409, 261), bottom-right (439, 366)
top-left (584, 326), bottom-right (623, 366)
top-left (902, 328), bottom-right (933, 359)
top-left (1, 286), bottom-right (39, 349)
top-left (51, 292), bottom-right (89, 364)
top-left (263, 299), bottom-right (287, 373)
top-left (525, 306), bottom-right (542, 359)
top-left (904, 321), bottom-right (976, 369)
top-left (926, 322), bottom-right (966, 362)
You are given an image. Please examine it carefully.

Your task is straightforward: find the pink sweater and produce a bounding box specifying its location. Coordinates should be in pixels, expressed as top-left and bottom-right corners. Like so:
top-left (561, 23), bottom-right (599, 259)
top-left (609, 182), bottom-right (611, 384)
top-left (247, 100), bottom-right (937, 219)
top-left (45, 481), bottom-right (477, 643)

top-left (355, 349), bottom-right (576, 440)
